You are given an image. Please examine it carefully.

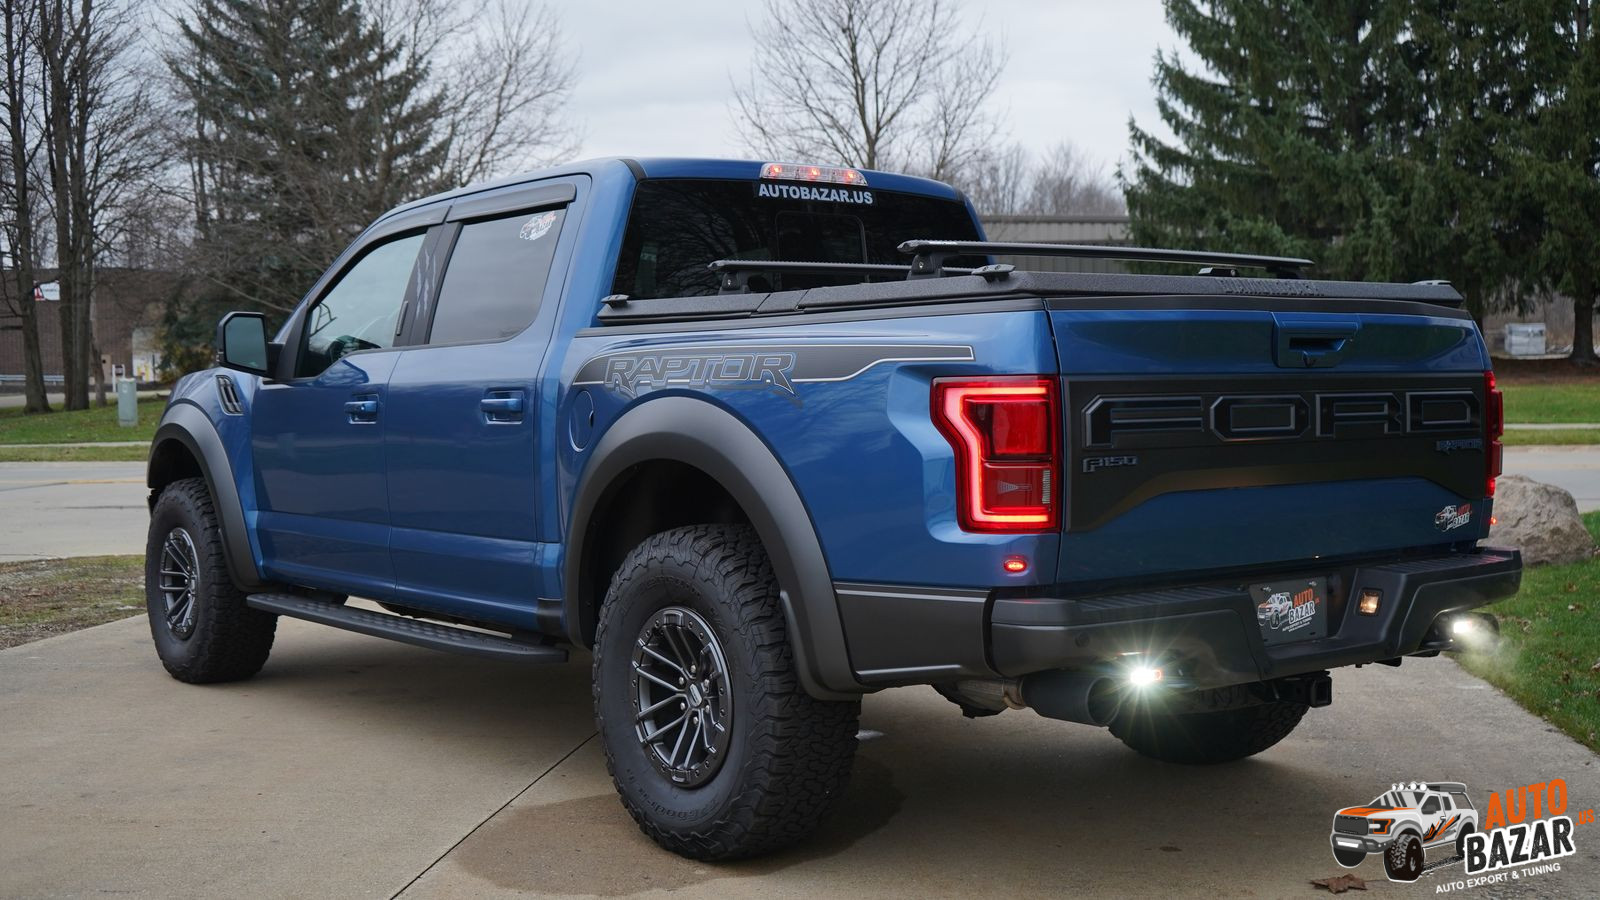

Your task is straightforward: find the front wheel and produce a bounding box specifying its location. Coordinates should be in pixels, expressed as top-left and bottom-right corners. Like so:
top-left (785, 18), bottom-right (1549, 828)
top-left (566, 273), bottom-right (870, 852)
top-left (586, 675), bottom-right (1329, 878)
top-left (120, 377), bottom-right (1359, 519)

top-left (1385, 833), bottom-right (1424, 881)
top-left (144, 477), bottom-right (276, 683)
top-left (592, 524), bottom-right (860, 860)
top-left (1109, 699), bottom-right (1309, 764)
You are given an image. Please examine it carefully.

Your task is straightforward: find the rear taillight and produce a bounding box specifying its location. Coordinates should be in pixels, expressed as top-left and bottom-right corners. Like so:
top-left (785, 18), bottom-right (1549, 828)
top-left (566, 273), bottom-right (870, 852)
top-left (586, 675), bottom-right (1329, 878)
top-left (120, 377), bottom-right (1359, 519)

top-left (932, 376), bottom-right (1059, 532)
top-left (1485, 371), bottom-right (1504, 497)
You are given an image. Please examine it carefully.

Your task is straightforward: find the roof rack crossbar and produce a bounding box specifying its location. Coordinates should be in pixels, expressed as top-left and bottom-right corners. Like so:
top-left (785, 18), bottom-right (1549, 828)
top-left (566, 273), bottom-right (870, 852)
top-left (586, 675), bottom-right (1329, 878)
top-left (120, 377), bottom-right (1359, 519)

top-left (898, 240), bottom-right (1314, 280)
top-left (707, 258), bottom-right (972, 294)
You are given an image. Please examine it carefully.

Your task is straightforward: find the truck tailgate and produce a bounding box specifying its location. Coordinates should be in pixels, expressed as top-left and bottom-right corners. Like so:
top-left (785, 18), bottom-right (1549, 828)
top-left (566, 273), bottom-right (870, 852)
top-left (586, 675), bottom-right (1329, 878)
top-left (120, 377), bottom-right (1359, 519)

top-left (1050, 299), bottom-right (1494, 583)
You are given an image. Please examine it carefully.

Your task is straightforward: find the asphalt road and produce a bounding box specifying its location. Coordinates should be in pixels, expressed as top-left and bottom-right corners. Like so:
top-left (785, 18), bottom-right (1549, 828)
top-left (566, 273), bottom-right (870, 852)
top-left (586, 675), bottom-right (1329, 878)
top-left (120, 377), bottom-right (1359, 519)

top-left (1, 615), bottom-right (1596, 899)
top-left (1, 449), bottom-right (1595, 563)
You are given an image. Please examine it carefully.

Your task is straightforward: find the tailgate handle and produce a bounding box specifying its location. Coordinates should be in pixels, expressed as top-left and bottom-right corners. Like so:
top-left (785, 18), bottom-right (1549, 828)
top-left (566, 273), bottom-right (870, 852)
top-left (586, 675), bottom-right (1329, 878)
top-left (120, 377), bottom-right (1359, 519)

top-left (1276, 324), bottom-right (1357, 369)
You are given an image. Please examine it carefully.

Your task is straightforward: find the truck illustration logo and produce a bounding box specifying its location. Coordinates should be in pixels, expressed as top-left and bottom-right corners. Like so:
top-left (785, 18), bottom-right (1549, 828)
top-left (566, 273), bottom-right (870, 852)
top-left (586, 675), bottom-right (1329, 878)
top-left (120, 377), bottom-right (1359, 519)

top-left (1256, 587), bottom-right (1317, 632)
top-left (1330, 781), bottom-right (1478, 882)
top-left (1435, 503), bottom-right (1473, 532)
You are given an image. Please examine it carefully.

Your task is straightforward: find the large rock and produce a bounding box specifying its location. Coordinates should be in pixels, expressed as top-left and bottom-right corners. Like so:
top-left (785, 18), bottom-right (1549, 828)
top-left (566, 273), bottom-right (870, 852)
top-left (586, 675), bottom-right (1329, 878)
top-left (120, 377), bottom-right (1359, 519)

top-left (1487, 474), bottom-right (1597, 566)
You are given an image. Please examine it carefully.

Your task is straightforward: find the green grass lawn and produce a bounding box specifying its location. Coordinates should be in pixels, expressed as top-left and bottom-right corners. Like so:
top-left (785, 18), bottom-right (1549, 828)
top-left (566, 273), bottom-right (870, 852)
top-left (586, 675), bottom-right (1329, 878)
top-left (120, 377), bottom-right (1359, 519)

top-left (0, 444), bottom-right (148, 462)
top-left (1502, 427), bottom-right (1600, 446)
top-left (0, 397), bottom-right (164, 444)
top-left (1500, 381), bottom-right (1600, 424)
top-left (1456, 511), bottom-right (1600, 753)
top-left (0, 555), bottom-right (145, 649)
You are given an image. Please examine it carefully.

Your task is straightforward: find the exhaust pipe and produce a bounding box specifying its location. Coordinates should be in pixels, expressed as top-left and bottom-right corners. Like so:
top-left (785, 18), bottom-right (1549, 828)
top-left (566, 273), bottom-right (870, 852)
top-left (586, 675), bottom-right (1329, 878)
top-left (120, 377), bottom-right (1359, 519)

top-left (1019, 670), bottom-right (1123, 726)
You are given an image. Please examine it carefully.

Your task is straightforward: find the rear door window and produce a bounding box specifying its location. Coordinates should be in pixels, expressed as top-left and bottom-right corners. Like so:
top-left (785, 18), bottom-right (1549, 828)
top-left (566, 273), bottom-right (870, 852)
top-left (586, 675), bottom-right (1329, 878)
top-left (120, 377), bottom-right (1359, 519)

top-left (611, 179), bottom-right (982, 299)
top-left (428, 207), bottom-right (566, 344)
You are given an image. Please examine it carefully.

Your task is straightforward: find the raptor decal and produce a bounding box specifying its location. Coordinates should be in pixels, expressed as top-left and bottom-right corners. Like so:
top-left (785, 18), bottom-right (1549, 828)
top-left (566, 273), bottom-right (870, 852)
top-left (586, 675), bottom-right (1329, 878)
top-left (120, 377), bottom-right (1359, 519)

top-left (573, 343), bottom-right (975, 402)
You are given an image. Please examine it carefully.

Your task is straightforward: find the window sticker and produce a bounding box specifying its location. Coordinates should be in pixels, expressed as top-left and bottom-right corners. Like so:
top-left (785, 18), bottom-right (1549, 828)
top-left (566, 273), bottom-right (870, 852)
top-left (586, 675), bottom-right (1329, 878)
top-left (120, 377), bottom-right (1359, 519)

top-left (519, 210), bottom-right (558, 242)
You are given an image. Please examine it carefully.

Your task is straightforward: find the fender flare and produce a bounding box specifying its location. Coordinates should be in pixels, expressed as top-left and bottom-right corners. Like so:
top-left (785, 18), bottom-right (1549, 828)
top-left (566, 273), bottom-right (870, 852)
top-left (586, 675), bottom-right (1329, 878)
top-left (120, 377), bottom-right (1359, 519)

top-left (564, 396), bottom-right (862, 699)
top-left (148, 401), bottom-right (266, 590)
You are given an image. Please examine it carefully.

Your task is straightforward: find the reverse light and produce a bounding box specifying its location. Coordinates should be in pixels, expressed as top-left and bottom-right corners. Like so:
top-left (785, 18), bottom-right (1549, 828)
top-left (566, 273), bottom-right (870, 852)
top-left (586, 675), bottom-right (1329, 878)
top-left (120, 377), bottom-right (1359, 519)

top-left (1485, 371), bottom-right (1504, 497)
top-left (1127, 665), bottom-right (1164, 687)
top-left (1357, 589), bottom-right (1382, 616)
top-left (932, 377), bottom-right (1060, 533)
top-left (759, 162), bottom-right (868, 185)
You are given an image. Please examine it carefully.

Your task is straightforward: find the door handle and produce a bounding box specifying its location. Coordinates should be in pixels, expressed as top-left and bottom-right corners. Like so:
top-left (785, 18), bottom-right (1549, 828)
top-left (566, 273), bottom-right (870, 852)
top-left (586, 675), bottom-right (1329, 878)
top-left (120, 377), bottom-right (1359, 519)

top-left (345, 399), bottom-right (380, 422)
top-left (481, 391), bottom-right (526, 423)
top-left (1275, 323), bottom-right (1358, 369)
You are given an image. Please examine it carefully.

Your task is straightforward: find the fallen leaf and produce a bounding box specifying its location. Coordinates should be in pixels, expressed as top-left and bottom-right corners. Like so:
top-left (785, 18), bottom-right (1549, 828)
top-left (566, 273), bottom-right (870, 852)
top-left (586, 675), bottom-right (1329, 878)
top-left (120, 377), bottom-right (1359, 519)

top-left (1312, 873), bottom-right (1368, 893)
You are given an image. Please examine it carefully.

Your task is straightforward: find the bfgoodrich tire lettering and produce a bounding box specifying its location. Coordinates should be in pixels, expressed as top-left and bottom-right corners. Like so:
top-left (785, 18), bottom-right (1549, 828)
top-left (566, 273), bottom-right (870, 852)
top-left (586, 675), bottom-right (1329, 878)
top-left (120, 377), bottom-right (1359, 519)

top-left (144, 477), bottom-right (277, 683)
top-left (1109, 698), bottom-right (1309, 765)
top-left (593, 524), bottom-right (860, 860)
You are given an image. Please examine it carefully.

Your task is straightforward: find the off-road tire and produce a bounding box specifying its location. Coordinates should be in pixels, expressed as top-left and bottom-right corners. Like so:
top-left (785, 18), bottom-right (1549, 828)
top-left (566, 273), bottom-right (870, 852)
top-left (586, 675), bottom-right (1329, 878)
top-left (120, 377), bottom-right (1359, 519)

top-left (1109, 699), bottom-right (1309, 765)
top-left (145, 477), bottom-right (276, 683)
top-left (1385, 832), bottom-right (1424, 882)
top-left (1333, 847), bottom-right (1366, 868)
top-left (1455, 823), bottom-right (1474, 860)
top-left (593, 524), bottom-right (860, 860)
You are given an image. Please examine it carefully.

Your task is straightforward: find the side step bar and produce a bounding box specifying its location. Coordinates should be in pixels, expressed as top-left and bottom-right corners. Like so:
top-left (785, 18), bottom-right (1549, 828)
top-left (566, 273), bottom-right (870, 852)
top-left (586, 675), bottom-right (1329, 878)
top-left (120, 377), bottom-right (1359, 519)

top-left (246, 593), bottom-right (568, 664)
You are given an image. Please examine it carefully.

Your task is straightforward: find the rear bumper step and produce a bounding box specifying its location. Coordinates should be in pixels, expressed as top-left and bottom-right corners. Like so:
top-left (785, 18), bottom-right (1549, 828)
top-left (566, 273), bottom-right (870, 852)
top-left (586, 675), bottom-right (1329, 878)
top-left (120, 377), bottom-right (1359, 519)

top-left (988, 548), bottom-right (1521, 687)
top-left (246, 593), bottom-right (568, 663)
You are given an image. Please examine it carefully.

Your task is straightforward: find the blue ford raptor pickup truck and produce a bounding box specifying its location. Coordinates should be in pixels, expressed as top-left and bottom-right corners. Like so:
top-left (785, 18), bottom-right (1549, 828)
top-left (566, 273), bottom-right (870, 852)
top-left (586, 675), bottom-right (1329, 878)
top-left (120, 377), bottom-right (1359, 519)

top-left (144, 157), bottom-right (1520, 860)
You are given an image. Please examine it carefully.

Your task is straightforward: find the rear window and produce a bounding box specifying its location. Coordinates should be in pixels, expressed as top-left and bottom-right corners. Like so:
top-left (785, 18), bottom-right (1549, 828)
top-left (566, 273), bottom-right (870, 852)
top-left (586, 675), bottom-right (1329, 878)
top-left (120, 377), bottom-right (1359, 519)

top-left (429, 208), bottom-right (565, 344)
top-left (611, 178), bottom-right (982, 299)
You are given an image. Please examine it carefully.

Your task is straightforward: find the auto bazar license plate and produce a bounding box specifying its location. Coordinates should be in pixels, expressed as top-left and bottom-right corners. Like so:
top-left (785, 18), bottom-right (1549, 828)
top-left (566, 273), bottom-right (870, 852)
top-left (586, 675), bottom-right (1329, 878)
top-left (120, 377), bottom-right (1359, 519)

top-left (1250, 577), bottom-right (1328, 646)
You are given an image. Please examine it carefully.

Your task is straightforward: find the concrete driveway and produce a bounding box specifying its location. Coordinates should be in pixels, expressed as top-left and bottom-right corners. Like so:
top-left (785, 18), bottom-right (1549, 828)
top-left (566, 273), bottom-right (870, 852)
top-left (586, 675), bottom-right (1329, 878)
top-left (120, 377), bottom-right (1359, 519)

top-left (1, 449), bottom-right (1597, 563)
top-left (2, 615), bottom-right (1597, 899)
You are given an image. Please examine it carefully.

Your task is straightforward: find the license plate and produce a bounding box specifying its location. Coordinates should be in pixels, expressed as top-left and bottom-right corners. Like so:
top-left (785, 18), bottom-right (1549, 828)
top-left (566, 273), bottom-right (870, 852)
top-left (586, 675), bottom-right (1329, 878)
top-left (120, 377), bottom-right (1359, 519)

top-left (1250, 577), bottom-right (1328, 645)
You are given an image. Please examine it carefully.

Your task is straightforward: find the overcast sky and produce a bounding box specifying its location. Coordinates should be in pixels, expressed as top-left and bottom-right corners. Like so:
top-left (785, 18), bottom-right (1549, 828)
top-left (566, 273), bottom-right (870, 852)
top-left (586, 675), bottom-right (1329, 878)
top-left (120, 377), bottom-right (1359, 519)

top-left (561, 0), bottom-right (1180, 178)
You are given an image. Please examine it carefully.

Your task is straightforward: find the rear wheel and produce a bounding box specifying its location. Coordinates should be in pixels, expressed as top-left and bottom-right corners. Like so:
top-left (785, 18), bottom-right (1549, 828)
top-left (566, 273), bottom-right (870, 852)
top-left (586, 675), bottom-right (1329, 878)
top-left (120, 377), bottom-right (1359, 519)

top-left (592, 524), bottom-right (860, 860)
top-left (144, 477), bottom-right (276, 683)
top-left (1455, 823), bottom-right (1475, 860)
top-left (1109, 699), bottom-right (1309, 764)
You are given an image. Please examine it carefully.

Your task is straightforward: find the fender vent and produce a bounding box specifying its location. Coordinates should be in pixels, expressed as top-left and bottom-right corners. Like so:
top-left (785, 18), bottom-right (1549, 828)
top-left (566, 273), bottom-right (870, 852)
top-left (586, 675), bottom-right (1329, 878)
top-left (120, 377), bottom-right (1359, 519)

top-left (215, 374), bottom-right (243, 415)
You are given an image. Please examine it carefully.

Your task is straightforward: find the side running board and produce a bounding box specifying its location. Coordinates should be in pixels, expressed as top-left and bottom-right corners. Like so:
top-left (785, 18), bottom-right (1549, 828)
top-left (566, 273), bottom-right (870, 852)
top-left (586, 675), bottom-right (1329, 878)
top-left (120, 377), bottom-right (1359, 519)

top-left (246, 593), bottom-right (568, 664)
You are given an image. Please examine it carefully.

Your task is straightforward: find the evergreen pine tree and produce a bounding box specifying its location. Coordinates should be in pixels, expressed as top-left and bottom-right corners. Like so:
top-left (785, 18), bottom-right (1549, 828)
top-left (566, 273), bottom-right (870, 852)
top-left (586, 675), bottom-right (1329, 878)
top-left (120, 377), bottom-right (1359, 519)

top-left (169, 0), bottom-right (446, 319)
top-left (1507, 1), bottom-right (1599, 363)
top-left (1123, 1), bottom-right (1529, 315)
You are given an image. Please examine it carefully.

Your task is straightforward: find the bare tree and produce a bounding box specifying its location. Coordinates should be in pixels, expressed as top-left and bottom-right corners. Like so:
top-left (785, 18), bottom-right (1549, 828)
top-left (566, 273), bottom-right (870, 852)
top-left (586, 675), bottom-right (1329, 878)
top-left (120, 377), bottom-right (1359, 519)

top-left (957, 141), bottom-right (1125, 217)
top-left (371, 0), bottom-right (578, 184)
top-left (959, 143), bottom-right (1033, 217)
top-left (36, 0), bottom-right (164, 408)
top-left (1026, 142), bottom-right (1124, 216)
top-left (0, 0), bottom-right (49, 412)
top-left (730, 0), bottom-right (1006, 177)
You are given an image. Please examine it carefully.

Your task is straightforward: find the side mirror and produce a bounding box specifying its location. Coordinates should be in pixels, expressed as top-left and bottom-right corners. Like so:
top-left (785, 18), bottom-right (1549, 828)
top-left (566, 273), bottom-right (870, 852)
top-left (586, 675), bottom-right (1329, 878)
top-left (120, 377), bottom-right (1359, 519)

top-left (215, 311), bottom-right (277, 377)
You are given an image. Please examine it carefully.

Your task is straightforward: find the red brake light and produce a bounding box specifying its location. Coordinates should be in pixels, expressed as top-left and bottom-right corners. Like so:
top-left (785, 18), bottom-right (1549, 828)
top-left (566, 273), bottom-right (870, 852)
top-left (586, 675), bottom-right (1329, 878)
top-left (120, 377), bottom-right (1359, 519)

top-left (759, 161), bottom-right (869, 185)
top-left (1485, 371), bottom-right (1503, 497)
top-left (932, 377), bottom-right (1059, 532)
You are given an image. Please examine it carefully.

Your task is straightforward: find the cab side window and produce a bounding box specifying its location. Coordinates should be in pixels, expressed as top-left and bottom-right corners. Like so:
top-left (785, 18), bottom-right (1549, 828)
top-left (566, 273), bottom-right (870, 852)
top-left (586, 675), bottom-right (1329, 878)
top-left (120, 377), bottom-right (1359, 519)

top-left (297, 233), bottom-right (426, 378)
top-left (427, 207), bottom-right (566, 345)
top-left (1421, 797), bottom-right (1439, 815)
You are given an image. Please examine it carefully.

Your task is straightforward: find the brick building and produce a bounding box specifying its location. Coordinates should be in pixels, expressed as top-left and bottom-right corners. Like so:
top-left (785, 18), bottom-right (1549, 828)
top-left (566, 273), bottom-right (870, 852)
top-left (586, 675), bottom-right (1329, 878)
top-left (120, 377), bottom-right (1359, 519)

top-left (0, 268), bottom-right (179, 388)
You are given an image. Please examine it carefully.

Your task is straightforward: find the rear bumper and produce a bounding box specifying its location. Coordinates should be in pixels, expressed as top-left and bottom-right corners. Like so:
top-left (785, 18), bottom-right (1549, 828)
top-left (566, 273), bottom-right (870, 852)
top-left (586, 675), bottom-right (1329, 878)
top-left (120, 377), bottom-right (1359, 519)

top-left (835, 547), bottom-right (1521, 689)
